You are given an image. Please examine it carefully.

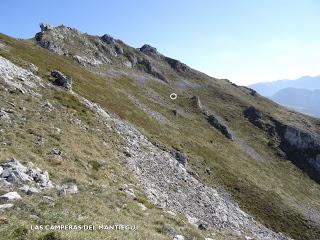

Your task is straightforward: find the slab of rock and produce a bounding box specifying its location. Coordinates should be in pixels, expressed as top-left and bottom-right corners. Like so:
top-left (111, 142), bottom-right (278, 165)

top-left (119, 185), bottom-right (135, 197)
top-left (19, 185), bottom-right (40, 195)
top-left (0, 158), bottom-right (54, 189)
top-left (170, 149), bottom-right (188, 166)
top-left (0, 192), bottom-right (21, 202)
top-left (57, 184), bottom-right (78, 196)
top-left (51, 148), bottom-right (62, 156)
top-left (140, 44), bottom-right (158, 55)
top-left (207, 115), bottom-right (234, 140)
top-left (165, 57), bottom-right (190, 72)
top-left (173, 235), bottom-right (185, 240)
top-left (0, 203), bottom-right (14, 211)
top-left (51, 70), bottom-right (72, 90)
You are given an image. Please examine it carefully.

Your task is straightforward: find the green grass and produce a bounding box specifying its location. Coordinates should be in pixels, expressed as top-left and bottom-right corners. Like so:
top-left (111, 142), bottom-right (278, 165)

top-left (1, 32), bottom-right (320, 240)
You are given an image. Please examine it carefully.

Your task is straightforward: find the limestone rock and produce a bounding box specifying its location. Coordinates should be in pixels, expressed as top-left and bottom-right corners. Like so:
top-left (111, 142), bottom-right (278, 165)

top-left (51, 148), bottom-right (62, 156)
top-left (0, 56), bottom-right (42, 96)
top-left (173, 235), bottom-right (185, 240)
top-left (40, 22), bottom-right (53, 31)
top-left (0, 192), bottom-right (22, 202)
top-left (19, 185), bottom-right (40, 195)
top-left (57, 184), bottom-right (79, 196)
top-left (0, 158), bottom-right (54, 189)
top-left (119, 185), bottom-right (135, 197)
top-left (0, 203), bottom-right (14, 211)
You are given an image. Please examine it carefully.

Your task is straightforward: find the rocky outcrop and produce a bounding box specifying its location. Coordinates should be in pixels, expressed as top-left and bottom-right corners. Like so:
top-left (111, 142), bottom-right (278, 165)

top-left (101, 34), bottom-right (117, 45)
top-left (0, 158), bottom-right (54, 189)
top-left (34, 23), bottom-right (197, 82)
top-left (57, 184), bottom-right (79, 196)
top-left (136, 58), bottom-right (167, 82)
top-left (139, 44), bottom-right (159, 55)
top-left (165, 57), bottom-right (190, 73)
top-left (0, 158), bottom-right (79, 207)
top-left (0, 203), bottom-right (14, 211)
top-left (0, 56), bottom-right (42, 96)
top-left (207, 115), bottom-right (234, 140)
top-left (0, 192), bottom-right (21, 202)
top-left (51, 70), bottom-right (72, 90)
top-left (276, 124), bottom-right (320, 183)
top-left (244, 106), bottom-right (320, 183)
top-left (40, 22), bottom-right (54, 31)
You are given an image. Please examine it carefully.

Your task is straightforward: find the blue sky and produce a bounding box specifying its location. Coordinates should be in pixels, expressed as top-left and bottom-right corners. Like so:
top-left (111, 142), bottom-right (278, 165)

top-left (1, 0), bottom-right (319, 85)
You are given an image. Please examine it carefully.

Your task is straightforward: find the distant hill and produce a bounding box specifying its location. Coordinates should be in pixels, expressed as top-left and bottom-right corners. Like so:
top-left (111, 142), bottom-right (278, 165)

top-left (249, 75), bottom-right (320, 97)
top-left (271, 87), bottom-right (320, 116)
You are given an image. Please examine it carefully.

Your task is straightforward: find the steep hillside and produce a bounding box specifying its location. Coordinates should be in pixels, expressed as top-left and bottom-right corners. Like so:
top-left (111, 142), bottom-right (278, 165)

top-left (1, 23), bottom-right (320, 240)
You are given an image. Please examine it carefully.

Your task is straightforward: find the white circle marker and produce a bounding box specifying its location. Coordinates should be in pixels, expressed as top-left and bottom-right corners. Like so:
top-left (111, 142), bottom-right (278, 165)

top-left (170, 93), bottom-right (177, 100)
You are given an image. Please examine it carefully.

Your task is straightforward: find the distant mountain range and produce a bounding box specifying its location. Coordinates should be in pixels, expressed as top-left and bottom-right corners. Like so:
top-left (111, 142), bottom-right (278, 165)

top-left (249, 76), bottom-right (320, 117)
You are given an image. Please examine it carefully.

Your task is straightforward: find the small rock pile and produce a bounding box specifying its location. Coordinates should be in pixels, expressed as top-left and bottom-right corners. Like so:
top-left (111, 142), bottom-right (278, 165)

top-left (0, 158), bottom-right (79, 211)
top-left (0, 158), bottom-right (53, 189)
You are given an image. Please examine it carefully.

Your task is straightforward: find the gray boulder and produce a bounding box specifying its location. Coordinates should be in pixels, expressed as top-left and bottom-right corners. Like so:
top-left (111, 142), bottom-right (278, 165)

top-left (140, 44), bottom-right (158, 55)
top-left (51, 70), bottom-right (72, 90)
top-left (51, 148), bottom-right (62, 156)
top-left (0, 203), bottom-right (14, 211)
top-left (0, 158), bottom-right (54, 189)
top-left (173, 235), bottom-right (185, 240)
top-left (19, 185), bottom-right (40, 195)
top-left (0, 192), bottom-right (22, 202)
top-left (0, 158), bottom-right (32, 183)
top-left (57, 184), bottom-right (79, 196)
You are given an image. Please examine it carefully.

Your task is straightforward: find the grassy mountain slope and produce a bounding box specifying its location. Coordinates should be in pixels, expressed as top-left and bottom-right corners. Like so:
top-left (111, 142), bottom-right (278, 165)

top-left (1, 25), bottom-right (320, 240)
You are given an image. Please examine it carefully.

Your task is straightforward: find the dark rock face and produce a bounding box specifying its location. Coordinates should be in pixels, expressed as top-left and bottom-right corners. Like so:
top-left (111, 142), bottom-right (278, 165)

top-left (136, 58), bottom-right (167, 82)
top-left (207, 115), bottom-right (234, 140)
top-left (51, 70), bottom-right (72, 90)
top-left (101, 34), bottom-right (116, 44)
top-left (170, 149), bottom-right (188, 166)
top-left (244, 106), bottom-right (320, 183)
top-left (165, 57), bottom-right (190, 73)
top-left (242, 86), bottom-right (258, 96)
top-left (40, 22), bottom-right (53, 32)
top-left (243, 106), bottom-right (263, 126)
top-left (276, 124), bottom-right (320, 183)
top-left (101, 35), bottom-right (124, 54)
top-left (140, 44), bottom-right (158, 55)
